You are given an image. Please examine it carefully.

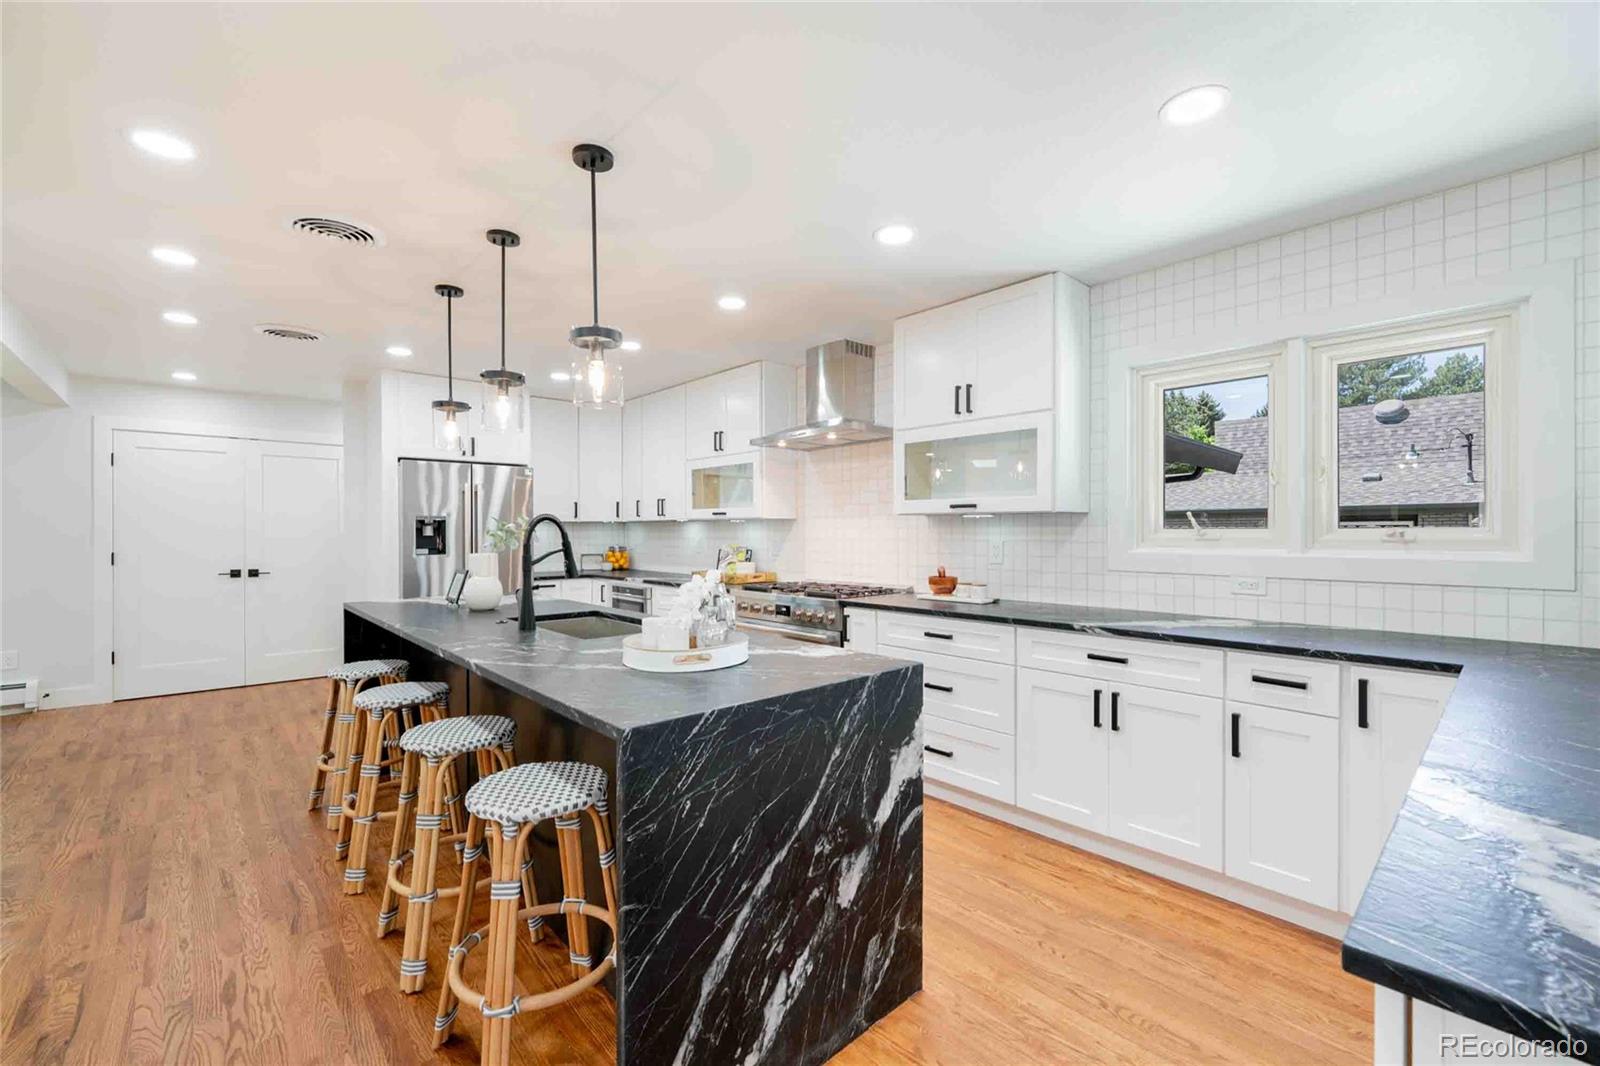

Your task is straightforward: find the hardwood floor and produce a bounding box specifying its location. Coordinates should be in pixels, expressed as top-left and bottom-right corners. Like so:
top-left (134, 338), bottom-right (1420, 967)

top-left (1, 681), bottom-right (1370, 1065)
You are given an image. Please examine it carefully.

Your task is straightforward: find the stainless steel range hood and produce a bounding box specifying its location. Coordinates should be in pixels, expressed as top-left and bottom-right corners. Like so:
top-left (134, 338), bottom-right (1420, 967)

top-left (751, 339), bottom-right (892, 450)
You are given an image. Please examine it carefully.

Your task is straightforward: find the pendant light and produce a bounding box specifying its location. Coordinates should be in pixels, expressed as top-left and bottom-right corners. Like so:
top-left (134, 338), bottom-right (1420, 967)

top-left (568, 143), bottom-right (624, 408)
top-left (480, 229), bottom-right (526, 433)
top-left (431, 283), bottom-right (470, 449)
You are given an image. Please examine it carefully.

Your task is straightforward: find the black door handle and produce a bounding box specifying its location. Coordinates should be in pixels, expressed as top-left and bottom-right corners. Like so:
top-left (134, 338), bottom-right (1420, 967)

top-left (247, 568), bottom-right (270, 577)
top-left (965, 383), bottom-right (972, 414)
top-left (1087, 653), bottom-right (1128, 665)
top-left (1110, 691), bottom-right (1120, 731)
top-left (922, 631), bottom-right (954, 640)
top-left (923, 682), bottom-right (954, 693)
top-left (924, 745), bottom-right (954, 758)
top-left (1231, 712), bottom-right (1242, 758)
top-left (1092, 688), bottom-right (1102, 728)
top-left (1251, 674), bottom-right (1309, 691)
top-left (1357, 678), bottom-right (1370, 729)
top-left (954, 385), bottom-right (961, 416)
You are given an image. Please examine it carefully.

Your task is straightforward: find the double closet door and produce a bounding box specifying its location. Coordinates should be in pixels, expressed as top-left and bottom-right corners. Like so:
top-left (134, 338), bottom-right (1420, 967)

top-left (112, 430), bottom-right (344, 699)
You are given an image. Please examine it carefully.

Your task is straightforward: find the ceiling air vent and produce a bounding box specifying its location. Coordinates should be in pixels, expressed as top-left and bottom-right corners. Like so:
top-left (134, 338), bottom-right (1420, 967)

top-left (254, 323), bottom-right (323, 342)
top-left (287, 215), bottom-right (382, 246)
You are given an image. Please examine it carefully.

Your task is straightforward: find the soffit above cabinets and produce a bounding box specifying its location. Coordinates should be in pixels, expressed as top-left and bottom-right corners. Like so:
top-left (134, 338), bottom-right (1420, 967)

top-left (3, 3), bottom-right (1594, 399)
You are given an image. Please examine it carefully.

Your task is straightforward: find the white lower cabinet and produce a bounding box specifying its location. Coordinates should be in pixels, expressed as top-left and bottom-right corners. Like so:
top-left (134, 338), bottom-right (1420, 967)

top-left (842, 608), bottom-right (878, 653)
top-left (896, 647), bottom-right (1016, 733)
top-left (1342, 665), bottom-right (1455, 912)
top-left (1106, 682), bottom-right (1225, 871)
top-left (1016, 667), bottom-right (1109, 834)
top-left (1224, 700), bottom-right (1340, 908)
top-left (921, 714), bottom-right (1016, 803)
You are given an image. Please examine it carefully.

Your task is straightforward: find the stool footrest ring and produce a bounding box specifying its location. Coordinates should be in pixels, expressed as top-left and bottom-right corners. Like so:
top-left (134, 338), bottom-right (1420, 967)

top-left (444, 901), bottom-right (618, 1016)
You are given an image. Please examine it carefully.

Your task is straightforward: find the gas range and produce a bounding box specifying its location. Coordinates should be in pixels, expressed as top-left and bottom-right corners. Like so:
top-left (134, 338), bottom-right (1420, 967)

top-left (732, 581), bottom-right (910, 645)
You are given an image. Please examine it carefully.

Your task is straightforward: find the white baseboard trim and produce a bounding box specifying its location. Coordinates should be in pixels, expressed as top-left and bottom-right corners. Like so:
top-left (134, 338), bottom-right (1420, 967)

top-left (37, 683), bottom-right (109, 710)
top-left (926, 781), bottom-right (1350, 939)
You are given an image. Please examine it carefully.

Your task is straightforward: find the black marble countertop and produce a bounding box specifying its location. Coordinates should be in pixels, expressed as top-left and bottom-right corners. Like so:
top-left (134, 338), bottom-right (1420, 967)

top-left (345, 598), bottom-right (910, 741)
top-left (527, 568), bottom-right (692, 586)
top-left (845, 594), bottom-right (1600, 1057)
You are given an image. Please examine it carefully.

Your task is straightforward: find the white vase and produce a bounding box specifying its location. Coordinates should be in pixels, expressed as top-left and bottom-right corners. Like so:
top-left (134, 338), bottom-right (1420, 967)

top-left (462, 552), bottom-right (503, 611)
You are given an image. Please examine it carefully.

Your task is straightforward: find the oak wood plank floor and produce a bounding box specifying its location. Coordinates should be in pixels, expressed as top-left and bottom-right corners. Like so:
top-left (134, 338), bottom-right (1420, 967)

top-left (1, 680), bottom-right (1369, 1065)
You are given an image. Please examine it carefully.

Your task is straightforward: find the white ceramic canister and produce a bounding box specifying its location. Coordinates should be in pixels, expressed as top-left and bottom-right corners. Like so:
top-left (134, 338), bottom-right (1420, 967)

top-left (461, 551), bottom-right (504, 610)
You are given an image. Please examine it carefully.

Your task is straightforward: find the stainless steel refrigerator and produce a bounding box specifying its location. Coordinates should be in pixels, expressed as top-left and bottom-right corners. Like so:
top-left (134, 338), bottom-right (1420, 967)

top-left (399, 458), bottom-right (532, 599)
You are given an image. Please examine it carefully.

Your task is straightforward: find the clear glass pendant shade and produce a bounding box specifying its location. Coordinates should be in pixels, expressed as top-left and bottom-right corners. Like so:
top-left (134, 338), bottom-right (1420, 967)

top-left (479, 370), bottom-right (526, 432)
top-left (571, 345), bottom-right (624, 408)
top-left (432, 400), bottom-right (470, 450)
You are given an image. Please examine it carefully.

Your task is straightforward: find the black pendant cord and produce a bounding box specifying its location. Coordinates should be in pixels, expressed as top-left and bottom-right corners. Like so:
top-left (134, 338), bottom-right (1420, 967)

top-left (499, 243), bottom-right (507, 371)
top-left (445, 294), bottom-right (454, 401)
top-left (590, 169), bottom-right (599, 327)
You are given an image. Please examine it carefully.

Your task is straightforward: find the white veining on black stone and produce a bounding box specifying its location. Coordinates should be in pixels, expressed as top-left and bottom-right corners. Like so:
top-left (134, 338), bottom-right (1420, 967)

top-left (846, 594), bottom-right (1600, 1061)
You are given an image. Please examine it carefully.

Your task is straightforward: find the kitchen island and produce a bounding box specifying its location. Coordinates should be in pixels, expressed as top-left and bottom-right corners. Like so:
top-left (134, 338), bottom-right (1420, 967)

top-left (342, 598), bottom-right (924, 1066)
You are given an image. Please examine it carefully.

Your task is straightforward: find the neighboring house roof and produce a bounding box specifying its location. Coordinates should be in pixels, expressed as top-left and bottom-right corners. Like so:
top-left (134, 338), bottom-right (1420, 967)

top-left (1164, 392), bottom-right (1485, 514)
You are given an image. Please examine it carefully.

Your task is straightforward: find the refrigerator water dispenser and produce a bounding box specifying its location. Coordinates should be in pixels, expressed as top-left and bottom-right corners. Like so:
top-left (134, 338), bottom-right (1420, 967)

top-left (414, 515), bottom-right (447, 556)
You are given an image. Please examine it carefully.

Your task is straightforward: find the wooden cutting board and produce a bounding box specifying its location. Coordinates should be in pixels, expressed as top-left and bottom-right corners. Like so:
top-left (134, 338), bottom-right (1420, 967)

top-left (697, 570), bottom-right (778, 585)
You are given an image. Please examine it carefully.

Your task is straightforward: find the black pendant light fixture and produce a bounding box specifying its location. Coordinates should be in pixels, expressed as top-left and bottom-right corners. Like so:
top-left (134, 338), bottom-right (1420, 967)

top-left (431, 283), bottom-right (470, 449)
top-left (479, 229), bottom-right (526, 433)
top-left (569, 143), bottom-right (624, 408)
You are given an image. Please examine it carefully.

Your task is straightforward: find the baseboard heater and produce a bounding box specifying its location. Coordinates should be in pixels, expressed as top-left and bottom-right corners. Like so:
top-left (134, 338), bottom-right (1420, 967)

top-left (0, 679), bottom-right (39, 716)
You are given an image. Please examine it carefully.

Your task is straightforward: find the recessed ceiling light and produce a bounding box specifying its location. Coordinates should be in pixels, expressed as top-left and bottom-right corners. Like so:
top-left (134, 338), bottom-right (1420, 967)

top-left (171, 370), bottom-right (197, 382)
top-left (717, 294), bottom-right (747, 312)
top-left (1158, 85), bottom-right (1230, 127)
top-left (150, 246), bottom-right (196, 268)
top-left (619, 340), bottom-right (641, 351)
top-left (162, 310), bottom-right (198, 326)
top-left (385, 345), bottom-right (413, 358)
top-left (550, 371), bottom-right (571, 382)
top-left (874, 224), bottom-right (916, 246)
top-left (129, 128), bottom-right (196, 161)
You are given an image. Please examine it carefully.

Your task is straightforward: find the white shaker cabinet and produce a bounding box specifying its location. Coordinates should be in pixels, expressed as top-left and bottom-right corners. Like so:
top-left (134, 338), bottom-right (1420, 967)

top-left (577, 406), bottom-right (623, 523)
top-left (1342, 666), bottom-right (1455, 911)
top-left (842, 608), bottom-right (878, 653)
top-left (1016, 667), bottom-right (1111, 834)
top-left (528, 396), bottom-right (579, 521)
top-left (621, 401), bottom-right (646, 521)
top-left (1105, 682), bottom-right (1225, 871)
top-left (684, 362), bottom-right (794, 460)
top-left (1224, 701), bottom-right (1340, 908)
top-left (642, 385), bottom-right (687, 520)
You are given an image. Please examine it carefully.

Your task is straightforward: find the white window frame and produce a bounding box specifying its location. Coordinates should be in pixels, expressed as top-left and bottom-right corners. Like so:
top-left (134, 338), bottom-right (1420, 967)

top-left (1136, 346), bottom-right (1290, 551)
top-left (1107, 263), bottom-right (1576, 590)
top-left (1308, 309), bottom-right (1515, 553)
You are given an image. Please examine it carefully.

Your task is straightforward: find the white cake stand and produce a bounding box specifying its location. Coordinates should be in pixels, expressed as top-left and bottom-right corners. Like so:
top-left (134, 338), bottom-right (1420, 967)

top-left (621, 634), bottom-right (749, 673)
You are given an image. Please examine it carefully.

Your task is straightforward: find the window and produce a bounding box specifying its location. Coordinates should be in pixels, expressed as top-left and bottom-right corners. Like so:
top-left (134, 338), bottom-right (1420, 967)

top-left (1136, 347), bottom-right (1286, 548)
top-left (1309, 310), bottom-right (1513, 550)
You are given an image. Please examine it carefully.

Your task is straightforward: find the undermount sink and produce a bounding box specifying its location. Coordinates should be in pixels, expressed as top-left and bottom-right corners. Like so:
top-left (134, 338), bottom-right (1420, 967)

top-left (538, 613), bottom-right (642, 640)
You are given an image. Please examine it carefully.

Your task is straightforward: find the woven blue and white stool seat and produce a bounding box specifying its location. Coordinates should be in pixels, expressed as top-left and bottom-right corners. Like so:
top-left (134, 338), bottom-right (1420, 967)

top-left (354, 680), bottom-right (450, 713)
top-left (400, 714), bottom-right (515, 759)
top-left (465, 762), bottom-right (608, 825)
top-left (327, 658), bottom-right (409, 683)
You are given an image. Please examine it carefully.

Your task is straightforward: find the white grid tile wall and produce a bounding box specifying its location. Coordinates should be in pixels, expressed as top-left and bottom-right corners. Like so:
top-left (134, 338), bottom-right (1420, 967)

top-left (585, 150), bottom-right (1600, 648)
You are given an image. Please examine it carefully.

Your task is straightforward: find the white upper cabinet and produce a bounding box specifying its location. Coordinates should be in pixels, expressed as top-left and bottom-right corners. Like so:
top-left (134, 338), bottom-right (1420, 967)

top-left (577, 406), bottom-right (624, 522)
top-left (387, 371), bottom-right (529, 462)
top-left (621, 400), bottom-right (646, 521)
top-left (684, 362), bottom-right (794, 460)
top-left (642, 385), bottom-right (687, 520)
top-left (528, 396), bottom-right (579, 521)
top-left (893, 273), bottom-right (1089, 513)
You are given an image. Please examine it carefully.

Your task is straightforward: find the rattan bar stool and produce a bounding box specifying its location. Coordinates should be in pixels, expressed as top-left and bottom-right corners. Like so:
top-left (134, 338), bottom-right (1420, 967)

top-left (342, 680), bottom-right (453, 894)
top-left (310, 659), bottom-right (408, 831)
top-left (433, 761), bottom-right (620, 1066)
top-left (379, 714), bottom-right (528, 993)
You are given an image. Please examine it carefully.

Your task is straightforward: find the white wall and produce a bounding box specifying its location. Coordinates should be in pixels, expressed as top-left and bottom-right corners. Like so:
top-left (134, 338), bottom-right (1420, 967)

top-left (609, 149), bottom-right (1600, 648)
top-left (0, 376), bottom-right (341, 707)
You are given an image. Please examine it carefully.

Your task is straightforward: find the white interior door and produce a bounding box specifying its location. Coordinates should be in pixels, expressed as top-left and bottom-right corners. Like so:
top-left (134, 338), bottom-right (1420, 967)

top-left (244, 440), bottom-right (344, 684)
top-left (113, 431), bottom-right (247, 699)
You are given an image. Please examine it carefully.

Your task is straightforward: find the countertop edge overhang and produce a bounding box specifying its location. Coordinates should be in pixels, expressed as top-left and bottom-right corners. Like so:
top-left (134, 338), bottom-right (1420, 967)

top-left (843, 593), bottom-right (1600, 1060)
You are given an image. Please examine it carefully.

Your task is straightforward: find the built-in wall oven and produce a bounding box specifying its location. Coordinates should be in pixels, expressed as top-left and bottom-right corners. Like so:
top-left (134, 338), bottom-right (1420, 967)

top-left (604, 581), bottom-right (651, 617)
top-left (732, 581), bottom-right (910, 646)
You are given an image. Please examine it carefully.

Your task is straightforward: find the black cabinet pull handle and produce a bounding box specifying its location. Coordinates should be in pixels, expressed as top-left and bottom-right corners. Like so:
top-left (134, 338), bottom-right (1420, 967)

top-left (573, 501), bottom-right (578, 519)
top-left (635, 500), bottom-right (640, 518)
top-left (1251, 673), bottom-right (1309, 691)
top-left (615, 501), bottom-right (621, 519)
top-left (247, 568), bottom-right (270, 577)
top-left (217, 569), bottom-right (243, 578)
top-left (954, 385), bottom-right (961, 416)
top-left (1092, 688), bottom-right (1102, 728)
top-left (1357, 677), bottom-right (1370, 729)
top-left (924, 745), bottom-right (954, 758)
top-left (924, 682), bottom-right (954, 693)
top-left (1110, 691), bottom-right (1120, 731)
top-left (1087, 653), bottom-right (1128, 665)
top-left (947, 503), bottom-right (978, 510)
top-left (531, 583), bottom-right (556, 591)
top-left (659, 498), bottom-right (665, 517)
top-left (711, 510), bottom-right (727, 517)
top-left (965, 383), bottom-right (973, 414)
top-left (1231, 712), bottom-right (1242, 758)
top-left (922, 631), bottom-right (954, 640)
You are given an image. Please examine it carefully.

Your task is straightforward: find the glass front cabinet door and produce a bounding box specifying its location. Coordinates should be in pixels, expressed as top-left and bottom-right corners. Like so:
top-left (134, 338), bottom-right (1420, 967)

top-left (894, 410), bottom-right (1055, 514)
top-left (687, 452), bottom-right (759, 519)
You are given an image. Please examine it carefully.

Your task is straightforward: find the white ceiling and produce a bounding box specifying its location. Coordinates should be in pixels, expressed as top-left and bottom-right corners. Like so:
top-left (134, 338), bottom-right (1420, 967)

top-left (3, 3), bottom-right (1595, 401)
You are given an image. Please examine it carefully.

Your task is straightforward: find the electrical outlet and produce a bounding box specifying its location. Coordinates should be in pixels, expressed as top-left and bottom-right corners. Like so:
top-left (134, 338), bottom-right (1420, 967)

top-left (0, 651), bottom-right (17, 671)
top-left (989, 540), bottom-right (1004, 565)
top-left (1231, 576), bottom-right (1266, 597)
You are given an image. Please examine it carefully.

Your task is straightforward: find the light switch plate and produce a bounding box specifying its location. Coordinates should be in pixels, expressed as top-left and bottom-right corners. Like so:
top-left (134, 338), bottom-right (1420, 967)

top-left (1231, 576), bottom-right (1266, 596)
top-left (989, 540), bottom-right (1004, 565)
top-left (0, 651), bottom-right (17, 671)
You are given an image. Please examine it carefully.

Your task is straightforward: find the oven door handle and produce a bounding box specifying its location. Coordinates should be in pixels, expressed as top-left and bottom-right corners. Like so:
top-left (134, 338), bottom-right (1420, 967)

top-left (736, 619), bottom-right (839, 645)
